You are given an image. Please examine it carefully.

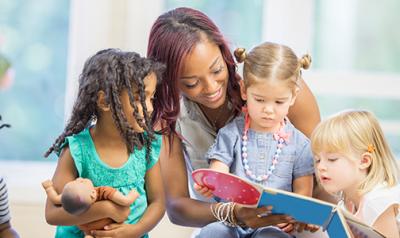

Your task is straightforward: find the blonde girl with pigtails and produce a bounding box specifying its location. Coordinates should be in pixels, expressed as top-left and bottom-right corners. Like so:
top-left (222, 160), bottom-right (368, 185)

top-left (194, 42), bottom-right (319, 237)
top-left (311, 109), bottom-right (400, 238)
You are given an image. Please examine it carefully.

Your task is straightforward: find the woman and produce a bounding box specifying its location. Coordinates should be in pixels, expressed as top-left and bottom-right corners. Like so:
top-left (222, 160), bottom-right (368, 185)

top-left (148, 7), bottom-right (323, 237)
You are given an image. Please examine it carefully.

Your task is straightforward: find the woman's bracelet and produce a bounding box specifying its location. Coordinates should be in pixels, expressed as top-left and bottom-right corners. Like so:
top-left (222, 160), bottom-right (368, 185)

top-left (210, 202), bottom-right (238, 227)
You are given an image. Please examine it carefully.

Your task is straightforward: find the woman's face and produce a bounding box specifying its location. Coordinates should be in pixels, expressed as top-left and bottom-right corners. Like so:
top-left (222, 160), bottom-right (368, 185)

top-left (177, 39), bottom-right (229, 109)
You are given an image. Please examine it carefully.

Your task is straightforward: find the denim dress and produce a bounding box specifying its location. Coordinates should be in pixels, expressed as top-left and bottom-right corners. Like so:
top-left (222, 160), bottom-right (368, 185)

top-left (205, 115), bottom-right (314, 192)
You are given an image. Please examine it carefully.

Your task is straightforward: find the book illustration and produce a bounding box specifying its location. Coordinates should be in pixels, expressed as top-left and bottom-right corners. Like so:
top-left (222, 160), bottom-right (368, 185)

top-left (192, 168), bottom-right (261, 205)
top-left (192, 169), bottom-right (384, 238)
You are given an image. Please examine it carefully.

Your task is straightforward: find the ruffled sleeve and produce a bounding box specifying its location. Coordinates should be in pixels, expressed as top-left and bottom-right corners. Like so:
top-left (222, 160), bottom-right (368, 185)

top-left (146, 133), bottom-right (162, 171)
top-left (59, 131), bottom-right (86, 176)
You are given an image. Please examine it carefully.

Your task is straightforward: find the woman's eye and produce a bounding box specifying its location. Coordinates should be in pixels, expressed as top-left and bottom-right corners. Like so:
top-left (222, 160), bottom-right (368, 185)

top-left (184, 81), bottom-right (199, 89)
top-left (212, 66), bottom-right (223, 74)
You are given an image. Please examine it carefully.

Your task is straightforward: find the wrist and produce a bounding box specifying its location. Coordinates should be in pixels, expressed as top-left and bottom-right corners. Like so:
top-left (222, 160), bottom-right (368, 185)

top-left (210, 202), bottom-right (239, 227)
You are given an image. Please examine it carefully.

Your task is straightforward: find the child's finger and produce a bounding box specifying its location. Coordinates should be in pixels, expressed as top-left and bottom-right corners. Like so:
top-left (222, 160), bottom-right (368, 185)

top-left (193, 183), bottom-right (205, 191)
top-left (203, 190), bottom-right (213, 198)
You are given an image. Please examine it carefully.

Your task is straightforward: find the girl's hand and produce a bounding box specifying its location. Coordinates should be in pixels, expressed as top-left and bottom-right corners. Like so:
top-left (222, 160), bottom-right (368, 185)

top-left (234, 205), bottom-right (295, 229)
top-left (193, 183), bottom-right (213, 198)
top-left (91, 223), bottom-right (141, 238)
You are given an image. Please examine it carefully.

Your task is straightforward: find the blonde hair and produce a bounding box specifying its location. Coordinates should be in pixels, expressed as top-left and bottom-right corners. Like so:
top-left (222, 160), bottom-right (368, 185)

top-left (311, 109), bottom-right (399, 194)
top-left (234, 42), bottom-right (311, 91)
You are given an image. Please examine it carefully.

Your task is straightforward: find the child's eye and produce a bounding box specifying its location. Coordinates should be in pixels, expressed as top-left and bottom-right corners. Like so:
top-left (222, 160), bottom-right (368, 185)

top-left (328, 158), bottom-right (338, 162)
top-left (276, 101), bottom-right (285, 104)
top-left (255, 98), bottom-right (264, 102)
top-left (314, 158), bottom-right (321, 163)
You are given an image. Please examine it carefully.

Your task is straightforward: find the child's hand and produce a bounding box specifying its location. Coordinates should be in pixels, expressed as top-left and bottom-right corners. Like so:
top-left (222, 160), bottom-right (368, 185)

top-left (91, 223), bottom-right (141, 238)
top-left (41, 179), bottom-right (53, 189)
top-left (193, 183), bottom-right (214, 198)
top-left (295, 222), bottom-right (319, 233)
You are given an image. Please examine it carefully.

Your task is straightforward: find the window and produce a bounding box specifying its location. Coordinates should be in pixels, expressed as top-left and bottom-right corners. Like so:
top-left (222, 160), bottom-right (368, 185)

top-left (166, 0), bottom-right (264, 50)
top-left (312, 0), bottom-right (400, 156)
top-left (0, 0), bottom-right (70, 161)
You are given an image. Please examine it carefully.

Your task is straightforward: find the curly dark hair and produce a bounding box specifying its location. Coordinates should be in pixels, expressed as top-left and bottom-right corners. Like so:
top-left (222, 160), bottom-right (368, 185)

top-left (44, 49), bottom-right (165, 161)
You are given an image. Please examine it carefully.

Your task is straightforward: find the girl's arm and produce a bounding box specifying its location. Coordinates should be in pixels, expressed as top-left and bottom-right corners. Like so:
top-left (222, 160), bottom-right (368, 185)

top-left (158, 134), bottom-right (294, 228)
top-left (45, 147), bottom-right (130, 225)
top-left (209, 160), bottom-right (229, 173)
top-left (371, 204), bottom-right (399, 238)
top-left (292, 175), bottom-right (314, 197)
top-left (90, 161), bottom-right (166, 238)
top-left (129, 161), bottom-right (166, 236)
top-left (288, 78), bottom-right (320, 138)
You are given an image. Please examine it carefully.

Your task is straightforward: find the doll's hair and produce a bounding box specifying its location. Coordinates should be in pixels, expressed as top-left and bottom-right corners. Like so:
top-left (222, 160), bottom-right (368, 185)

top-left (234, 42), bottom-right (311, 92)
top-left (311, 109), bottom-right (399, 194)
top-left (61, 189), bottom-right (91, 216)
top-left (148, 7), bottom-right (243, 136)
top-left (44, 49), bottom-right (165, 161)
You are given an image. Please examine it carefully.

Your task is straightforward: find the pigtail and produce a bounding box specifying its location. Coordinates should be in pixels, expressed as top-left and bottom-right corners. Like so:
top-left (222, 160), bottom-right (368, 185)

top-left (299, 54), bottom-right (312, 70)
top-left (234, 48), bottom-right (247, 63)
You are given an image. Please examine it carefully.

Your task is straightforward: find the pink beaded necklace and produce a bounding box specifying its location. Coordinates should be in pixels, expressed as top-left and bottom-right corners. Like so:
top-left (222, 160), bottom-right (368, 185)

top-left (241, 107), bottom-right (291, 182)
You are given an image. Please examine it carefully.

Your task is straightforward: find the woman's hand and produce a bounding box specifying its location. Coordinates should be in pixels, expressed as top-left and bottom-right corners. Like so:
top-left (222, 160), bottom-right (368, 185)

top-left (193, 183), bottom-right (214, 198)
top-left (91, 223), bottom-right (141, 238)
top-left (277, 222), bottom-right (295, 233)
top-left (234, 205), bottom-right (295, 229)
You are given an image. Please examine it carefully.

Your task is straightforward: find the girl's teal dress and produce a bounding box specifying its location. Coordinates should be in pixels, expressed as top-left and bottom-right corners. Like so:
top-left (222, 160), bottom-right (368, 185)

top-left (55, 128), bottom-right (161, 238)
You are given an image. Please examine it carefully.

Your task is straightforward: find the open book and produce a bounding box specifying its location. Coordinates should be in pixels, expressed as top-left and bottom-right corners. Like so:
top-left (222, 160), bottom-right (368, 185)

top-left (192, 169), bottom-right (384, 238)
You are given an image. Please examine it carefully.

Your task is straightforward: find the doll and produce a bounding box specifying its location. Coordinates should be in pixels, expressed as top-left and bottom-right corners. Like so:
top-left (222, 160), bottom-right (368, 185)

top-left (42, 178), bottom-right (139, 238)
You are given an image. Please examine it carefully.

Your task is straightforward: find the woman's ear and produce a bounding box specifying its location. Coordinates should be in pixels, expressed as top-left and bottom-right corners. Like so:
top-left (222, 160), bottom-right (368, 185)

top-left (240, 80), bottom-right (247, 101)
top-left (359, 152), bottom-right (372, 170)
top-left (97, 91), bottom-right (110, 111)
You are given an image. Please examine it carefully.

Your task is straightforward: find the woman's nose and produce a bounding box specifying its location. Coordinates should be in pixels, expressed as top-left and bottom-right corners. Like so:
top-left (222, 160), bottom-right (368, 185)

top-left (202, 76), bottom-right (218, 94)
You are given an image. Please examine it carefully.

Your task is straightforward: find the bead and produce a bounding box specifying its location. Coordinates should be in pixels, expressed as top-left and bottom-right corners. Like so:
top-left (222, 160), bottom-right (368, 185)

top-left (241, 121), bottom-right (287, 183)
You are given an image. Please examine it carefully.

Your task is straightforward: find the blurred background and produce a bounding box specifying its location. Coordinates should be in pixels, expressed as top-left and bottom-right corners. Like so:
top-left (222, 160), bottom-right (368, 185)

top-left (0, 0), bottom-right (399, 237)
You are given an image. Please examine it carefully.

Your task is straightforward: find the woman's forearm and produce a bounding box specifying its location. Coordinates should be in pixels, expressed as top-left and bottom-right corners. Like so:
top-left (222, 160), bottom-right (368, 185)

top-left (166, 197), bottom-right (216, 227)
